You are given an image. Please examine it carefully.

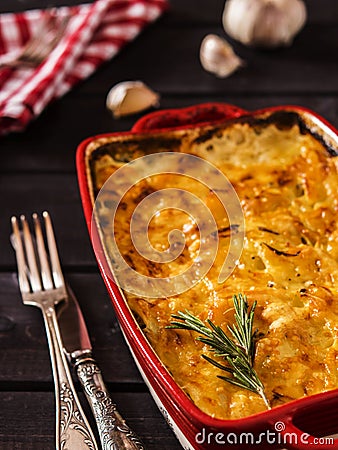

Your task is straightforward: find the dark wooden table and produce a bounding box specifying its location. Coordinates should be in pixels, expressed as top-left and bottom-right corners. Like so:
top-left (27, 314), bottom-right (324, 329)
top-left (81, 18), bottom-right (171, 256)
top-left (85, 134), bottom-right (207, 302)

top-left (0, 1), bottom-right (337, 449)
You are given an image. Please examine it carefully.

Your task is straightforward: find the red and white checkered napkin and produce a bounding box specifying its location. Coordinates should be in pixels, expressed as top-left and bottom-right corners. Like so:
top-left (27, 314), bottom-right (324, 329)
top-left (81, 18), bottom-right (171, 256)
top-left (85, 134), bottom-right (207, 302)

top-left (0, 0), bottom-right (168, 136)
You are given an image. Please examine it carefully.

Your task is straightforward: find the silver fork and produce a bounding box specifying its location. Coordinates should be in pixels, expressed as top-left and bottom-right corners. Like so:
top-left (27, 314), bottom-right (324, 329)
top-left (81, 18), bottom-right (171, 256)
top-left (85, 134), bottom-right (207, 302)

top-left (1, 11), bottom-right (69, 69)
top-left (11, 212), bottom-right (98, 450)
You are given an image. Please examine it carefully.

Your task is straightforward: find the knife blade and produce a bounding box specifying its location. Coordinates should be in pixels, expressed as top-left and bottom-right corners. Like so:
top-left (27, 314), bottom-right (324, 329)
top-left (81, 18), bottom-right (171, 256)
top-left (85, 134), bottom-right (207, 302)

top-left (57, 286), bottom-right (145, 450)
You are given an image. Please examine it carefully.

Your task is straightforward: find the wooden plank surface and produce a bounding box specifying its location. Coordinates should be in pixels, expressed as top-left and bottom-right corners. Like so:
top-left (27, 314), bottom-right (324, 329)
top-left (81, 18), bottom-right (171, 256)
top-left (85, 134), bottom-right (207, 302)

top-left (1, 0), bottom-right (337, 448)
top-left (0, 273), bottom-right (143, 383)
top-left (0, 392), bottom-right (181, 450)
top-left (2, 1), bottom-right (338, 25)
top-left (75, 25), bottom-right (338, 96)
top-left (0, 96), bottom-right (336, 173)
top-left (0, 174), bottom-right (94, 268)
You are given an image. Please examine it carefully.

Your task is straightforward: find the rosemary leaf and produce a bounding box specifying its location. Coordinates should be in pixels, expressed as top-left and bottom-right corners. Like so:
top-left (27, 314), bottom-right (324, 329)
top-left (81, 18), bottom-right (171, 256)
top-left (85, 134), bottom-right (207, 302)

top-left (168, 293), bottom-right (270, 409)
top-left (202, 354), bottom-right (233, 373)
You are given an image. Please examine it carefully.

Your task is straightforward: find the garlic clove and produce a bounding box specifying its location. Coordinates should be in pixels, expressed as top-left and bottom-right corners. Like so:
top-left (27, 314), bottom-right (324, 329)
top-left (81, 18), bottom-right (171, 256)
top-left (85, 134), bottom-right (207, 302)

top-left (200, 34), bottom-right (244, 78)
top-left (106, 81), bottom-right (160, 118)
top-left (252, 4), bottom-right (290, 47)
top-left (223, 0), bottom-right (262, 46)
top-left (222, 0), bottom-right (307, 48)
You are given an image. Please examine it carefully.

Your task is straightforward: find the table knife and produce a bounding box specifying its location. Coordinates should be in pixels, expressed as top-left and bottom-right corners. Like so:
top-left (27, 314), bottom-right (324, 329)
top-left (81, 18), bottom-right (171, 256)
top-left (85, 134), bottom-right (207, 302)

top-left (57, 287), bottom-right (145, 450)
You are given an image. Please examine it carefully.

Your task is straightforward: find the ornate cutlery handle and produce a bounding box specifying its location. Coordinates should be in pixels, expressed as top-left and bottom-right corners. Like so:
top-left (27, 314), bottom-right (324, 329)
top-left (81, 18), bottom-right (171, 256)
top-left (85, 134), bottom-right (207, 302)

top-left (76, 358), bottom-right (145, 450)
top-left (43, 303), bottom-right (98, 450)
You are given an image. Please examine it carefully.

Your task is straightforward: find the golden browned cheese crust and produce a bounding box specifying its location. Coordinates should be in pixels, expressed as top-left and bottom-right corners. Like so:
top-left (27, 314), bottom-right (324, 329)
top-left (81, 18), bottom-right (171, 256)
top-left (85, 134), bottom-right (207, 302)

top-left (91, 118), bottom-right (338, 419)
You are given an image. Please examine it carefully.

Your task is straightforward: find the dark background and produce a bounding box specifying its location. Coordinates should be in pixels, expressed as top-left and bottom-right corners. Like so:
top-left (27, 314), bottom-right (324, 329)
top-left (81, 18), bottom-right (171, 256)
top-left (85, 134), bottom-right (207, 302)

top-left (0, 1), bottom-right (337, 448)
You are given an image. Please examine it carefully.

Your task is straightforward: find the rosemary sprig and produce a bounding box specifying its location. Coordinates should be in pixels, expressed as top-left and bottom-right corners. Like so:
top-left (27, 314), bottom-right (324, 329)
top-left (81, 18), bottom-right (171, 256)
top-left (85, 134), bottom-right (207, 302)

top-left (168, 293), bottom-right (270, 409)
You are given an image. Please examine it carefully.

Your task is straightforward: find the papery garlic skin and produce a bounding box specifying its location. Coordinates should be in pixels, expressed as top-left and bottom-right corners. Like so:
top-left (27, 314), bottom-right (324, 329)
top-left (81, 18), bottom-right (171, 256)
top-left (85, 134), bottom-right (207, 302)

top-left (106, 81), bottom-right (160, 118)
top-left (200, 34), bottom-right (244, 78)
top-left (222, 0), bottom-right (307, 48)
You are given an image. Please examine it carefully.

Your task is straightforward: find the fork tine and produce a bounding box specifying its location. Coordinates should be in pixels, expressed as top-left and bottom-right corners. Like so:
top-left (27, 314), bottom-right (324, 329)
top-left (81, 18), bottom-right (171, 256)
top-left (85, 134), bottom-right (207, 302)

top-left (33, 213), bottom-right (54, 290)
top-left (43, 211), bottom-right (65, 289)
top-left (11, 216), bottom-right (31, 295)
top-left (21, 215), bottom-right (42, 292)
top-left (50, 15), bottom-right (70, 43)
top-left (26, 12), bottom-right (69, 58)
top-left (1, 9), bottom-right (69, 69)
top-left (15, 13), bottom-right (55, 60)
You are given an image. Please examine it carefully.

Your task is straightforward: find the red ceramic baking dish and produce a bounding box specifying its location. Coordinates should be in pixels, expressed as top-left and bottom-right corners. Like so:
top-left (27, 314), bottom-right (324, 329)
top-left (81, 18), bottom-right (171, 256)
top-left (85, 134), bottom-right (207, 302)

top-left (76, 103), bottom-right (338, 450)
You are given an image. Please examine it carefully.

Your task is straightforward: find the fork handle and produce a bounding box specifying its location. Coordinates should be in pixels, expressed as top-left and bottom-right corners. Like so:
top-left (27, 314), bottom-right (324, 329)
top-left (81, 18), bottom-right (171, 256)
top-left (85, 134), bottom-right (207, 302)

top-left (42, 305), bottom-right (99, 450)
top-left (75, 357), bottom-right (145, 450)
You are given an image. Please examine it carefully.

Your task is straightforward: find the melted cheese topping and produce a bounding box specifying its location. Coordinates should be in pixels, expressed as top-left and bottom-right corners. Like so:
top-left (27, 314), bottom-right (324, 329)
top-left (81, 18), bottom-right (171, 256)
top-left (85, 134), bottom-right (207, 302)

top-left (91, 120), bottom-right (338, 419)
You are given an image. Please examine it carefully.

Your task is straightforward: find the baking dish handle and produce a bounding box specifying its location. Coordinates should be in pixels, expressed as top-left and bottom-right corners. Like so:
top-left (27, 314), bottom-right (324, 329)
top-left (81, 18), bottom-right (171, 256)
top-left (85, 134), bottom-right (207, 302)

top-left (132, 103), bottom-right (247, 132)
top-left (274, 417), bottom-right (336, 450)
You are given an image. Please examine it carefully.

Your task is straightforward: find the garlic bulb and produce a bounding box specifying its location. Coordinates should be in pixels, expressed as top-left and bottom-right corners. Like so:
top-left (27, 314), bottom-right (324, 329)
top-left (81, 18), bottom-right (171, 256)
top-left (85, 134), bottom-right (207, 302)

top-left (200, 34), bottom-right (244, 78)
top-left (106, 81), bottom-right (160, 118)
top-left (222, 0), bottom-right (307, 48)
